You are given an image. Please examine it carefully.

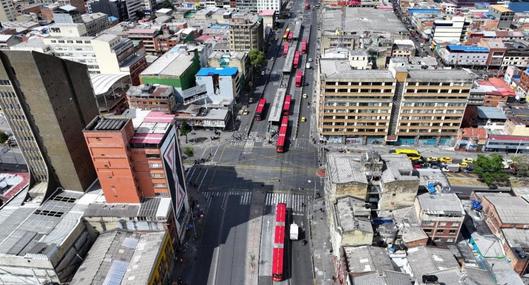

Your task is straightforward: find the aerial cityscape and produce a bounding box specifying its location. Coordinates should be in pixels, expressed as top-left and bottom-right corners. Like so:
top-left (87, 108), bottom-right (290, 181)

top-left (0, 0), bottom-right (529, 283)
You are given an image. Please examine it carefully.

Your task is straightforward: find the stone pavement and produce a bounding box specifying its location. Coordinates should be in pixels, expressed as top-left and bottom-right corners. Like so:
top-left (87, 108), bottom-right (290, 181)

top-left (309, 198), bottom-right (336, 285)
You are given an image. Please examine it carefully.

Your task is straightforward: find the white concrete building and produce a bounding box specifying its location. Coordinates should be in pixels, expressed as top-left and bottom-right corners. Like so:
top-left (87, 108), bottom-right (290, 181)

top-left (0, 0), bottom-right (17, 21)
top-left (431, 16), bottom-right (469, 44)
top-left (438, 45), bottom-right (489, 66)
top-left (195, 67), bottom-right (241, 106)
top-left (12, 33), bottom-right (145, 77)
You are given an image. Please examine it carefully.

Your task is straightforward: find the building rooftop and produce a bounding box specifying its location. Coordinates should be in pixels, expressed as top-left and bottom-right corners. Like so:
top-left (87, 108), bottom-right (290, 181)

top-left (406, 246), bottom-right (460, 279)
top-left (120, 110), bottom-right (174, 145)
top-left (140, 48), bottom-right (196, 77)
top-left (87, 117), bottom-right (128, 131)
top-left (474, 77), bottom-right (515, 97)
top-left (477, 106), bottom-right (507, 120)
top-left (335, 197), bottom-right (373, 234)
top-left (447, 45), bottom-right (489, 53)
top-left (127, 84), bottom-right (174, 98)
top-left (484, 195), bottom-right (529, 224)
top-left (70, 230), bottom-right (166, 285)
top-left (327, 154), bottom-right (368, 185)
top-left (490, 4), bottom-right (512, 13)
top-left (380, 154), bottom-right (419, 184)
top-left (321, 8), bottom-right (406, 35)
top-left (407, 69), bottom-right (475, 82)
top-left (501, 228), bottom-right (529, 251)
top-left (417, 193), bottom-right (465, 217)
top-left (196, 67), bottom-right (238, 77)
top-left (84, 196), bottom-right (171, 218)
top-left (344, 246), bottom-right (394, 274)
top-left (320, 60), bottom-right (394, 81)
top-left (352, 270), bottom-right (411, 285)
top-left (416, 168), bottom-right (450, 192)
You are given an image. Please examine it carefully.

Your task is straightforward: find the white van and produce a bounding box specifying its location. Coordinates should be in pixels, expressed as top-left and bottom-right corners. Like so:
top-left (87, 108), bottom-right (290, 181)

top-left (306, 62), bottom-right (311, 69)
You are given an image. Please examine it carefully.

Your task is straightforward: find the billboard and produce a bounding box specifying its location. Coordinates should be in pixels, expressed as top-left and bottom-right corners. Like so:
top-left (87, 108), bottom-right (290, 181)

top-left (161, 124), bottom-right (188, 238)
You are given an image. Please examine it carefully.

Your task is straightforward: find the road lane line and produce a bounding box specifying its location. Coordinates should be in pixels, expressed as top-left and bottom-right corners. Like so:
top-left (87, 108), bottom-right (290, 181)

top-left (208, 194), bottom-right (229, 285)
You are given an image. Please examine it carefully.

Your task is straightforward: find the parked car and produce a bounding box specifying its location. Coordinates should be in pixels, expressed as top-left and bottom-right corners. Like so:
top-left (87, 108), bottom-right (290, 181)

top-left (439, 156), bottom-right (453, 164)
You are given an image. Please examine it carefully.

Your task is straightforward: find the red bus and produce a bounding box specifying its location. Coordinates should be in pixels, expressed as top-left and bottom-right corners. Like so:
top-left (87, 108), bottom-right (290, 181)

top-left (282, 95), bottom-right (291, 116)
top-left (272, 203), bottom-right (287, 281)
top-left (293, 51), bottom-right (300, 69)
top-left (276, 116), bottom-right (288, 153)
top-left (301, 41), bottom-right (307, 54)
top-left (255, 98), bottom-right (266, 121)
top-left (283, 42), bottom-right (289, 56)
top-left (295, 70), bottom-right (303, 87)
top-left (288, 32), bottom-right (293, 41)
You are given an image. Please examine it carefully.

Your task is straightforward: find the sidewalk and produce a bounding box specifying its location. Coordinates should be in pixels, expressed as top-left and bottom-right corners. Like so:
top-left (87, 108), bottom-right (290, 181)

top-left (309, 198), bottom-right (335, 285)
top-left (173, 184), bottom-right (208, 285)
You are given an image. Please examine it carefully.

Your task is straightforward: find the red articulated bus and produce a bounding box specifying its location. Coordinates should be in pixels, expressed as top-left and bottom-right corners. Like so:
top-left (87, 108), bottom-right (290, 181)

top-left (276, 116), bottom-right (289, 153)
top-left (293, 51), bottom-right (300, 69)
top-left (282, 95), bottom-right (291, 116)
top-left (255, 98), bottom-right (266, 121)
top-left (283, 42), bottom-right (289, 56)
top-left (301, 41), bottom-right (307, 54)
top-left (295, 70), bottom-right (303, 87)
top-left (272, 203), bottom-right (287, 282)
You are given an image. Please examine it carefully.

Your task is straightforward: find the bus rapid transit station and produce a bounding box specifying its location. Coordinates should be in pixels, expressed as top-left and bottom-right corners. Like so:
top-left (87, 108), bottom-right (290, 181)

top-left (283, 46), bottom-right (297, 74)
top-left (268, 88), bottom-right (287, 124)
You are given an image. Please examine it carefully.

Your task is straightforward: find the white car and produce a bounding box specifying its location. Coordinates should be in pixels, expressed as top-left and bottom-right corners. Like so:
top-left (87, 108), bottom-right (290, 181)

top-left (308, 57), bottom-right (313, 62)
top-left (302, 93), bottom-right (307, 98)
top-left (306, 63), bottom-right (311, 69)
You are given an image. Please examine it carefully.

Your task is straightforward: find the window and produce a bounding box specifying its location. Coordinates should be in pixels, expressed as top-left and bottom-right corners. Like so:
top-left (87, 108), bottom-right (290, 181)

top-left (154, 183), bottom-right (166, 188)
top-left (149, 163), bottom-right (162, 168)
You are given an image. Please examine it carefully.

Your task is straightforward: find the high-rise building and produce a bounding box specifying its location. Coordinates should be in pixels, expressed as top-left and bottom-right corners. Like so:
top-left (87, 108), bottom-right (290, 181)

top-left (0, 0), bottom-right (16, 22)
top-left (430, 16), bottom-right (470, 44)
top-left (88, 0), bottom-right (143, 21)
top-left (0, 51), bottom-right (98, 200)
top-left (83, 110), bottom-right (191, 242)
top-left (318, 59), bottom-right (475, 145)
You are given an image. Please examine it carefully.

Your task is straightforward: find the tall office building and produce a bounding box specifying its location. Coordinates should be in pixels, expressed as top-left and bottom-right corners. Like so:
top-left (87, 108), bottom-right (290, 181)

top-left (0, 0), bottom-right (16, 22)
top-left (0, 51), bottom-right (98, 200)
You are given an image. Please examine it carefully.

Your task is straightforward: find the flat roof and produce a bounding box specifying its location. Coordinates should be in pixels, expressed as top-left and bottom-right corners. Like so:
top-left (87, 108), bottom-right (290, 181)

top-left (335, 198), bottom-right (373, 234)
top-left (477, 106), bottom-right (507, 120)
top-left (484, 195), bottom-right (529, 224)
top-left (70, 230), bottom-right (166, 285)
top-left (407, 69), bottom-right (475, 82)
top-left (140, 48), bottom-right (195, 77)
top-left (88, 116), bottom-right (128, 131)
top-left (320, 60), bottom-right (394, 81)
top-left (268, 88), bottom-right (287, 123)
top-left (502, 228), bottom-right (529, 249)
top-left (131, 111), bottom-right (174, 145)
top-left (196, 67), bottom-right (238, 77)
top-left (447, 45), bottom-right (489, 53)
top-left (490, 4), bottom-right (512, 13)
top-left (417, 193), bottom-right (465, 216)
top-left (322, 8), bottom-right (406, 35)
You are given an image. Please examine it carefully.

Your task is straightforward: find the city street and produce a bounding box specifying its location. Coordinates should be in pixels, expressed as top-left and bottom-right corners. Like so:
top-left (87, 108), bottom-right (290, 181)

top-left (177, 0), bottom-right (326, 284)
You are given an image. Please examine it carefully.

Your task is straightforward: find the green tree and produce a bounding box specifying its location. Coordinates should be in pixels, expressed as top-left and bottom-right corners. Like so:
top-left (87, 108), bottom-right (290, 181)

top-left (248, 49), bottom-right (266, 85)
top-left (511, 155), bottom-right (529, 177)
top-left (179, 122), bottom-right (191, 143)
top-left (0, 131), bottom-right (8, 144)
top-left (473, 154), bottom-right (509, 186)
top-left (183, 146), bottom-right (194, 158)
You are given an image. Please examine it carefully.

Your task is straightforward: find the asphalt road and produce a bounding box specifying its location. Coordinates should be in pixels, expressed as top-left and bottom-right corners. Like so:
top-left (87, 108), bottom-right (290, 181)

top-left (180, 0), bottom-right (324, 284)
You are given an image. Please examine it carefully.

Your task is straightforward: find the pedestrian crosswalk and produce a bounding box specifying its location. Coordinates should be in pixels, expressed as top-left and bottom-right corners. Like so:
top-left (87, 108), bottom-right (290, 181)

top-left (201, 191), bottom-right (310, 214)
top-left (203, 191), bottom-right (253, 206)
top-left (265, 192), bottom-right (308, 214)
